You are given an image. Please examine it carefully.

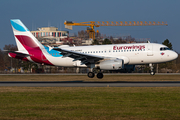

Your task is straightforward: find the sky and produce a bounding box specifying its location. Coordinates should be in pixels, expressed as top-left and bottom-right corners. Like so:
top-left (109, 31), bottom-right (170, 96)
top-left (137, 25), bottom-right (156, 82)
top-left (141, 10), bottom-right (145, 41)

top-left (0, 0), bottom-right (180, 53)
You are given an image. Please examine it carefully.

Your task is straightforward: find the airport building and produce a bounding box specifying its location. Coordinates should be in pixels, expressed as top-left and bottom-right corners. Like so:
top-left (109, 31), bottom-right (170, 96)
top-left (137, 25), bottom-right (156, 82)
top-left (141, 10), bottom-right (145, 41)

top-left (31, 27), bottom-right (69, 45)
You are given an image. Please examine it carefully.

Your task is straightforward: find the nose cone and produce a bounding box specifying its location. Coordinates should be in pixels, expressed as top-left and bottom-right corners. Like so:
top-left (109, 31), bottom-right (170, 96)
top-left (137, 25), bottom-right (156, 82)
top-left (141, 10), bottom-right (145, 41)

top-left (172, 51), bottom-right (178, 60)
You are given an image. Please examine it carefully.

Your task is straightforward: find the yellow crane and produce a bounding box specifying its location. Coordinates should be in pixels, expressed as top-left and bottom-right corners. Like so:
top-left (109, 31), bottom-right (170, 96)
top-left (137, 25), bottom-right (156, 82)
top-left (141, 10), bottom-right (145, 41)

top-left (64, 21), bottom-right (168, 40)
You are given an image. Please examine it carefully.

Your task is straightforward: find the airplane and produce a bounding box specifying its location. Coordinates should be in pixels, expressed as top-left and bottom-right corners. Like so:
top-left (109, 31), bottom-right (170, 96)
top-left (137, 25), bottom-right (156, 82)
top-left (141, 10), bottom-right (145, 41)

top-left (8, 19), bottom-right (178, 79)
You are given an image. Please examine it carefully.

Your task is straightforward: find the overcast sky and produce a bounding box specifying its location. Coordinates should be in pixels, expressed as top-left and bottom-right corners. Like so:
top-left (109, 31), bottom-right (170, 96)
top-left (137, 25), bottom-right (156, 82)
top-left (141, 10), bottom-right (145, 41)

top-left (0, 0), bottom-right (180, 53)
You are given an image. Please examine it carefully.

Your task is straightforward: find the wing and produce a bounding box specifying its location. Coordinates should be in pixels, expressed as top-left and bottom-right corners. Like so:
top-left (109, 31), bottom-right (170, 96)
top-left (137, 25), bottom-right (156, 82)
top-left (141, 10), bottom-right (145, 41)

top-left (53, 48), bottom-right (104, 65)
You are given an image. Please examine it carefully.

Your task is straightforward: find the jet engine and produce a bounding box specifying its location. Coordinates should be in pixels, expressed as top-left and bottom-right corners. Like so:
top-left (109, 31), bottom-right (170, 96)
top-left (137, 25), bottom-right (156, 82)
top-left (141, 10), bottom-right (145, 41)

top-left (98, 59), bottom-right (124, 70)
top-left (109, 65), bottom-right (135, 73)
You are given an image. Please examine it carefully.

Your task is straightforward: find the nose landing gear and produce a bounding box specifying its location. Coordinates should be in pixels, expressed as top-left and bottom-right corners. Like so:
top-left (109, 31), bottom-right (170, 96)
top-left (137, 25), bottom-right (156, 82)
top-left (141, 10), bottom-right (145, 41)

top-left (149, 63), bottom-right (155, 75)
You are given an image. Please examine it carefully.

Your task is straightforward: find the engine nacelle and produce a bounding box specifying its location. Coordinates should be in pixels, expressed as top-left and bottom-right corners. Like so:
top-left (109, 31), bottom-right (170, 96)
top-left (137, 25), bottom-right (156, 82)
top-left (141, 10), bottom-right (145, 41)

top-left (109, 65), bottom-right (135, 73)
top-left (99, 59), bottom-right (124, 70)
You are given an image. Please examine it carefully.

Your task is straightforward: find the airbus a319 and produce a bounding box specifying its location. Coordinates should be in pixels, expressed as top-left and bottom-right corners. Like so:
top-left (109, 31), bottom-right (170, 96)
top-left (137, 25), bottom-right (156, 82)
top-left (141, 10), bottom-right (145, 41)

top-left (8, 19), bottom-right (178, 79)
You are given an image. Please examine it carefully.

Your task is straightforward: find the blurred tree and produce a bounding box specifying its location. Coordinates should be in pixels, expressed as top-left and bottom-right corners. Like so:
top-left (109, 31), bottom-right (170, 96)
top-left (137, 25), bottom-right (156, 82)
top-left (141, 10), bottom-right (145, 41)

top-left (0, 49), bottom-right (5, 71)
top-left (92, 39), bottom-right (100, 45)
top-left (3, 44), bottom-right (18, 72)
top-left (114, 38), bottom-right (127, 44)
top-left (162, 39), bottom-right (172, 50)
top-left (102, 38), bottom-right (112, 44)
top-left (109, 36), bottom-right (113, 43)
top-left (78, 30), bottom-right (88, 39)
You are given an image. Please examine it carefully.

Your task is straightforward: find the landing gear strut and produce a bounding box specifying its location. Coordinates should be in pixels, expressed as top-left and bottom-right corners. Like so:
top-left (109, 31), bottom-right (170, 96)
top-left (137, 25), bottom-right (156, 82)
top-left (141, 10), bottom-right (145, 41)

top-left (149, 63), bottom-right (155, 75)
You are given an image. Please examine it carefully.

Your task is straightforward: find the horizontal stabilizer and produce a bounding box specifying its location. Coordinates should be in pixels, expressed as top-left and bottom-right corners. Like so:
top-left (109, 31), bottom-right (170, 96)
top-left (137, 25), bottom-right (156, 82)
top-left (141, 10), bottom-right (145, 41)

top-left (4, 50), bottom-right (30, 59)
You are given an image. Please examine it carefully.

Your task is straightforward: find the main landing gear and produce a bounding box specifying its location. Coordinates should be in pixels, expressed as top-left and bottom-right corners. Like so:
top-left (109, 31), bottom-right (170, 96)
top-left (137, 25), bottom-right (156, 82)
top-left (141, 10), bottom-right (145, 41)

top-left (87, 72), bottom-right (95, 78)
top-left (87, 68), bottom-right (104, 79)
top-left (96, 72), bottom-right (103, 79)
top-left (88, 72), bottom-right (104, 79)
top-left (149, 63), bottom-right (155, 75)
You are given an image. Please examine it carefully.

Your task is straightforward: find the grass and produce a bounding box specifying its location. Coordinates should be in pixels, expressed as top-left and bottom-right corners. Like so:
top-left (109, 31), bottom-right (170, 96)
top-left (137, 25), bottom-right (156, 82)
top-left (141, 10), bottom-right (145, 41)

top-left (0, 74), bottom-right (180, 81)
top-left (0, 87), bottom-right (180, 119)
top-left (0, 75), bottom-right (180, 119)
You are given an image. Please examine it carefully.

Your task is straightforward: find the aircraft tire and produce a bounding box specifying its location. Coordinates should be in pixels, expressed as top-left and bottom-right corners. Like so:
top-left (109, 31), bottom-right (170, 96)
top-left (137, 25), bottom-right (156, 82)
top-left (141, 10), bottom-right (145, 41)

top-left (150, 71), bottom-right (155, 76)
top-left (97, 72), bottom-right (103, 79)
top-left (88, 72), bottom-right (95, 78)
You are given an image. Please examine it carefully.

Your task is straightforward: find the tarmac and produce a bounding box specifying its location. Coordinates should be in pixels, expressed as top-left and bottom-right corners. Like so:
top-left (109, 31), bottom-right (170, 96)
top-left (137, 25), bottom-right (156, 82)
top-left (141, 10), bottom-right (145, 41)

top-left (0, 81), bottom-right (180, 87)
top-left (0, 73), bottom-right (180, 87)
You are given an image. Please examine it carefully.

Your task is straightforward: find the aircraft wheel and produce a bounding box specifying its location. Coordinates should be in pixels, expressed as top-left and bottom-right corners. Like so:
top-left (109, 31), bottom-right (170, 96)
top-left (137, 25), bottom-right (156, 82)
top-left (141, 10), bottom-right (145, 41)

top-left (97, 72), bottom-right (103, 79)
top-left (88, 72), bottom-right (95, 78)
top-left (150, 71), bottom-right (155, 76)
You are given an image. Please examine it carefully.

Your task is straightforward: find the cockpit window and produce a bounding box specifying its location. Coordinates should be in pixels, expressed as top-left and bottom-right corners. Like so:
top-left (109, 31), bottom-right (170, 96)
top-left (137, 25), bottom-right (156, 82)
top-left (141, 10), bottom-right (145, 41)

top-left (160, 47), bottom-right (170, 51)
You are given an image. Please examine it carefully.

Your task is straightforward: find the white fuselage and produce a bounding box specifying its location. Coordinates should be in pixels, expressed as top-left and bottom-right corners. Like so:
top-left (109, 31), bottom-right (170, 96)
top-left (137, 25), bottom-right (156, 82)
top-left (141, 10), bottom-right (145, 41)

top-left (39, 43), bottom-right (178, 67)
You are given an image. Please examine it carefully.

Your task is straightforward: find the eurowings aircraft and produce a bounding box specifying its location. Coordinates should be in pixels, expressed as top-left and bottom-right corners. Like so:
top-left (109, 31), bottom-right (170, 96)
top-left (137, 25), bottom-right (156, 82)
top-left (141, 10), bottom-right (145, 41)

top-left (8, 19), bottom-right (178, 79)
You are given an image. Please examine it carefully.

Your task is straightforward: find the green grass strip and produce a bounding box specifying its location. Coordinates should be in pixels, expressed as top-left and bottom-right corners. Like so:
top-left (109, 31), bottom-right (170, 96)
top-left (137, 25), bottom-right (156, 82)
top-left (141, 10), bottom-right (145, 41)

top-left (0, 87), bottom-right (180, 119)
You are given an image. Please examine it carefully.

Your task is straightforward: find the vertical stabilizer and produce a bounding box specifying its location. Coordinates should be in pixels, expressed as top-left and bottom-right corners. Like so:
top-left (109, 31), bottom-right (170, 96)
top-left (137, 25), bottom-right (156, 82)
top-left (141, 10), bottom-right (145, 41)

top-left (10, 19), bottom-right (53, 65)
top-left (10, 19), bottom-right (43, 51)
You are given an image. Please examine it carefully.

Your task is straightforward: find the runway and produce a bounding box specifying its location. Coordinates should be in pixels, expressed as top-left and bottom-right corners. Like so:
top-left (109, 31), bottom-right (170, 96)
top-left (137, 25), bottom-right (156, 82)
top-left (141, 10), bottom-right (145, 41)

top-left (1, 73), bottom-right (180, 75)
top-left (1, 81), bottom-right (180, 87)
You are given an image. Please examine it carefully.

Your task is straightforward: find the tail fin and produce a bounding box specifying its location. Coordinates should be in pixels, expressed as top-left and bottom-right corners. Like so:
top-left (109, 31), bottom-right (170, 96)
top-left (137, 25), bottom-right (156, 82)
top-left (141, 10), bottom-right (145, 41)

top-left (10, 19), bottom-right (43, 52)
top-left (10, 19), bottom-right (53, 65)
